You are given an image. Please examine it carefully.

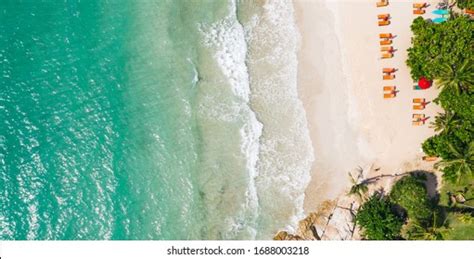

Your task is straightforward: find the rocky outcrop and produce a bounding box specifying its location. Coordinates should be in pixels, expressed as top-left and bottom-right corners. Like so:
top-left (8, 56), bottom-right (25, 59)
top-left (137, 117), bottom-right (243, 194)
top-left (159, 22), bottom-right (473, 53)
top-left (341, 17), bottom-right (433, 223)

top-left (273, 231), bottom-right (304, 240)
top-left (274, 197), bottom-right (361, 240)
top-left (274, 165), bottom-right (442, 240)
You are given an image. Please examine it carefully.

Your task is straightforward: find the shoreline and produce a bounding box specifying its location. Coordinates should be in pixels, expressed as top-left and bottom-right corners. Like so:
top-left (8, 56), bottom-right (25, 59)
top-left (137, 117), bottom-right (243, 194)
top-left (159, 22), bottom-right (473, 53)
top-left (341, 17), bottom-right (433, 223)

top-left (294, 0), bottom-right (370, 213)
top-left (294, 0), bottom-right (443, 214)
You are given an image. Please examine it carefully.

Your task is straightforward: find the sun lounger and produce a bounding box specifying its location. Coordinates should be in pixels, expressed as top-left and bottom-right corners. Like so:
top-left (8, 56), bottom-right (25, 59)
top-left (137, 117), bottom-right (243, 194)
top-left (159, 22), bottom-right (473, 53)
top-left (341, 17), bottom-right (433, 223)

top-left (381, 46), bottom-right (394, 52)
top-left (381, 52), bottom-right (393, 59)
top-left (412, 114), bottom-right (428, 124)
top-left (413, 104), bottom-right (425, 110)
top-left (379, 33), bottom-right (393, 39)
top-left (412, 120), bottom-right (424, 126)
top-left (413, 3), bottom-right (427, 8)
top-left (383, 86), bottom-right (395, 92)
top-left (415, 100), bottom-right (429, 107)
top-left (378, 20), bottom-right (390, 26)
top-left (383, 74), bottom-right (395, 80)
top-left (384, 93), bottom-right (395, 98)
top-left (377, 14), bottom-right (390, 20)
top-left (466, 9), bottom-right (474, 15)
top-left (380, 40), bottom-right (392, 45)
top-left (413, 98), bottom-right (426, 103)
top-left (376, 0), bottom-right (388, 7)
top-left (383, 68), bottom-right (396, 73)
top-left (412, 114), bottom-right (425, 119)
top-left (422, 156), bottom-right (438, 161)
top-left (413, 9), bottom-right (426, 15)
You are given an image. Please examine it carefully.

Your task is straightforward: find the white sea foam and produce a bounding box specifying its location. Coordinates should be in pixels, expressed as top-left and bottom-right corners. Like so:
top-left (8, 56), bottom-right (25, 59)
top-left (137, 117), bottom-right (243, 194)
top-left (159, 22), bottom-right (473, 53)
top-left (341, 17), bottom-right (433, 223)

top-left (197, 0), bottom-right (313, 239)
top-left (197, 0), bottom-right (263, 239)
top-left (0, 214), bottom-right (13, 238)
top-left (240, 0), bottom-right (314, 237)
top-left (26, 203), bottom-right (39, 240)
top-left (200, 1), bottom-right (251, 102)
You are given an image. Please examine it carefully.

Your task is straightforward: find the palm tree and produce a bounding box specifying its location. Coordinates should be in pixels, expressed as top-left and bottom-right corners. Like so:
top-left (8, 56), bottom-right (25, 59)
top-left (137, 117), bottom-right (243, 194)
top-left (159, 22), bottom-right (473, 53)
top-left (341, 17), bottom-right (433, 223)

top-left (348, 167), bottom-right (369, 201)
top-left (435, 60), bottom-right (474, 94)
top-left (405, 212), bottom-right (448, 240)
top-left (430, 110), bottom-right (460, 133)
top-left (435, 142), bottom-right (474, 182)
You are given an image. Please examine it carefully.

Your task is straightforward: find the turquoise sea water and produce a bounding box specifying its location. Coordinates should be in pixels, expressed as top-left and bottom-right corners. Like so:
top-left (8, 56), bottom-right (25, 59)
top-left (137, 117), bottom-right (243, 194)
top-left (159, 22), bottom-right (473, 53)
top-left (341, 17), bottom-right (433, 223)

top-left (0, 0), bottom-right (314, 240)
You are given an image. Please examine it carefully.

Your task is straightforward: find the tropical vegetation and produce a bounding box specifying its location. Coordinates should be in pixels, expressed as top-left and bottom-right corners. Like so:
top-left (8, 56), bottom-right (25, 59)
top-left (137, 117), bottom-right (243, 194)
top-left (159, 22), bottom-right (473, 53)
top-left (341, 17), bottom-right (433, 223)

top-left (355, 172), bottom-right (473, 240)
top-left (355, 193), bottom-right (404, 240)
top-left (354, 4), bottom-right (474, 241)
top-left (348, 169), bottom-right (369, 201)
top-left (389, 174), bottom-right (434, 226)
top-left (406, 16), bottom-right (473, 84)
top-left (402, 211), bottom-right (447, 240)
top-left (407, 14), bottom-right (473, 184)
top-left (457, 0), bottom-right (474, 10)
top-left (401, 11), bottom-right (473, 239)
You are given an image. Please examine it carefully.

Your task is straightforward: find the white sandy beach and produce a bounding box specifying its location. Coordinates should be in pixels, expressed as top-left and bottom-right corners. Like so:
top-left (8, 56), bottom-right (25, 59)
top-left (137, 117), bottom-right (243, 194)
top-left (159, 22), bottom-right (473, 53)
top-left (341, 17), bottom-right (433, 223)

top-left (294, 0), bottom-right (444, 212)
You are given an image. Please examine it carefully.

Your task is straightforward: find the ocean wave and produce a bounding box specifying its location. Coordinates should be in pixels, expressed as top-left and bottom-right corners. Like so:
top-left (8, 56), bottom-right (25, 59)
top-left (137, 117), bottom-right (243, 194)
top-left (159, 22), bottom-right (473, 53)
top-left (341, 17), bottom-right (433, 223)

top-left (239, 0), bottom-right (314, 238)
top-left (198, 0), bottom-right (314, 238)
top-left (196, 0), bottom-right (263, 239)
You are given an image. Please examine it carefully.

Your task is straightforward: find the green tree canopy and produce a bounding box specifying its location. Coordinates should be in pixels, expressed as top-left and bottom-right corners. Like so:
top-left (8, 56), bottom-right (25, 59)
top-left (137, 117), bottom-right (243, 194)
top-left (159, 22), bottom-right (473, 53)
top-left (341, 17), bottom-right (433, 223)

top-left (406, 16), bottom-right (473, 82)
top-left (356, 194), bottom-right (404, 240)
top-left (436, 87), bottom-right (474, 122)
top-left (458, 0), bottom-right (474, 10)
top-left (435, 142), bottom-right (474, 182)
top-left (389, 174), bottom-right (434, 226)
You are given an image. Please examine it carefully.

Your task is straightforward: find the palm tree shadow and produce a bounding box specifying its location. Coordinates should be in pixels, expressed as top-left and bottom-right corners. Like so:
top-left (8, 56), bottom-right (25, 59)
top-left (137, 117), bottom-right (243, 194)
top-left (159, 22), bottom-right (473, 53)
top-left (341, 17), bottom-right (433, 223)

top-left (408, 171), bottom-right (454, 229)
top-left (410, 170), bottom-right (439, 199)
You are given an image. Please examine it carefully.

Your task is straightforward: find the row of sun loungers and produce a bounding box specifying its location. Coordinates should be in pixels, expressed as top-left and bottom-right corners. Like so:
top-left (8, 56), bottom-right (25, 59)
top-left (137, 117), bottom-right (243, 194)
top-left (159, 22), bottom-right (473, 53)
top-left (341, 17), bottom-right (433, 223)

top-left (410, 4), bottom-right (429, 126)
top-left (376, 2), bottom-right (434, 130)
top-left (412, 98), bottom-right (431, 125)
top-left (378, 1), bottom-right (395, 95)
top-left (379, 33), bottom-right (394, 58)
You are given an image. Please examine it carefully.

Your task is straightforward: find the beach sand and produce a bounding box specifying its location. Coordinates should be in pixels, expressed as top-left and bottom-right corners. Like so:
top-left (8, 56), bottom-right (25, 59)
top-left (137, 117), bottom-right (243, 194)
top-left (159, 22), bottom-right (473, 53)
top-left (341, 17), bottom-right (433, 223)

top-left (294, 0), bottom-right (443, 212)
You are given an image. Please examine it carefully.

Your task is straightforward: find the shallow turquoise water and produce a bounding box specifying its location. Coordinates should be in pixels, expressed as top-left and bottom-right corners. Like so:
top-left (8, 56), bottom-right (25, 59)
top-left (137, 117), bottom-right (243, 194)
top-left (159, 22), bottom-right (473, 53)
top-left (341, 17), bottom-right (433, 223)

top-left (0, 0), bottom-right (220, 240)
top-left (0, 0), bottom-right (314, 240)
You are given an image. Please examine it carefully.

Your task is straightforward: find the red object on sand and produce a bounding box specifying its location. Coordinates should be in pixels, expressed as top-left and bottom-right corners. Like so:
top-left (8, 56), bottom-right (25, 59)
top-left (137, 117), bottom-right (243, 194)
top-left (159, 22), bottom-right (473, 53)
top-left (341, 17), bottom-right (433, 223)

top-left (418, 77), bottom-right (432, 89)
